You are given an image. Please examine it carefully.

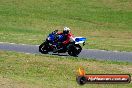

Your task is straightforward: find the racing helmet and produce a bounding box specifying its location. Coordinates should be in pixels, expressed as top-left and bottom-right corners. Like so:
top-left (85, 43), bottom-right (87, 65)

top-left (63, 27), bottom-right (70, 34)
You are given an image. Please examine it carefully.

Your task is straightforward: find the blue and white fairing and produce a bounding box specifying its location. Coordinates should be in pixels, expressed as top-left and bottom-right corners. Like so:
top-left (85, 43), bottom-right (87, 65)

top-left (48, 33), bottom-right (86, 45)
top-left (70, 37), bottom-right (86, 45)
top-left (47, 33), bottom-right (64, 42)
top-left (47, 34), bottom-right (55, 41)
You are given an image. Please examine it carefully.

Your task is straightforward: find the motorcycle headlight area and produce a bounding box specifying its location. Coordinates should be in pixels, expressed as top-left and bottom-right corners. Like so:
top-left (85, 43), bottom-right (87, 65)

top-left (47, 37), bottom-right (51, 40)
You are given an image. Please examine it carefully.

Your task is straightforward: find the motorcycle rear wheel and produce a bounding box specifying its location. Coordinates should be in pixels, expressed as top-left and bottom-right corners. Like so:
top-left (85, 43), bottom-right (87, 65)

top-left (68, 44), bottom-right (82, 56)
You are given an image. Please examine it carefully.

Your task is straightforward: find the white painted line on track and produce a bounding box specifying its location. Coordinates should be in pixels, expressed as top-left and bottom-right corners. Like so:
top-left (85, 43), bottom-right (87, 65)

top-left (0, 42), bottom-right (39, 46)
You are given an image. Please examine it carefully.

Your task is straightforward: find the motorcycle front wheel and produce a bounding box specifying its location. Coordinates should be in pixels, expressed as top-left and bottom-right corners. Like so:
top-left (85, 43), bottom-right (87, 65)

top-left (39, 42), bottom-right (49, 54)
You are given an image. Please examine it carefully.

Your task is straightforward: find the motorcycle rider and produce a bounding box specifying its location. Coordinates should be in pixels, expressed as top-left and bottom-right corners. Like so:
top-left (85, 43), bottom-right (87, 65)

top-left (54, 27), bottom-right (73, 50)
top-left (58, 27), bottom-right (73, 44)
top-left (53, 27), bottom-right (74, 52)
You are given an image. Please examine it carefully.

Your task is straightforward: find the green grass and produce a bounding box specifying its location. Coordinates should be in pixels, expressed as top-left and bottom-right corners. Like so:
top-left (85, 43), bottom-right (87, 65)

top-left (0, 0), bottom-right (132, 51)
top-left (0, 51), bottom-right (132, 88)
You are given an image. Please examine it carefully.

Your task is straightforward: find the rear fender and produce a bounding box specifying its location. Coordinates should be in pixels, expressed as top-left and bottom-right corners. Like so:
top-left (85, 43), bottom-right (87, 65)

top-left (74, 37), bottom-right (86, 45)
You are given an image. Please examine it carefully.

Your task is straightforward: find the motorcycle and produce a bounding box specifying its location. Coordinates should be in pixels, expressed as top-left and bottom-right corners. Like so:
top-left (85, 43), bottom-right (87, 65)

top-left (39, 30), bottom-right (86, 56)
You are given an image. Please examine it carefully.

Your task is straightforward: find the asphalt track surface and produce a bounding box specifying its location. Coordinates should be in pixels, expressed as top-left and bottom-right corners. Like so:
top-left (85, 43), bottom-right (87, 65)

top-left (0, 42), bottom-right (132, 62)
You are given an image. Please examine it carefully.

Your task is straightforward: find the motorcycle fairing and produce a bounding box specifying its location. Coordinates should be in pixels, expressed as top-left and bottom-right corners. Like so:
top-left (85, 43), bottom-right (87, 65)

top-left (74, 37), bottom-right (86, 44)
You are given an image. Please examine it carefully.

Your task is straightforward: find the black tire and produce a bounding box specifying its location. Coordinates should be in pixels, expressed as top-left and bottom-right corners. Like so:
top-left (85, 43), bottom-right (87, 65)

top-left (68, 44), bottom-right (82, 56)
top-left (39, 42), bottom-right (48, 54)
top-left (75, 44), bottom-right (82, 54)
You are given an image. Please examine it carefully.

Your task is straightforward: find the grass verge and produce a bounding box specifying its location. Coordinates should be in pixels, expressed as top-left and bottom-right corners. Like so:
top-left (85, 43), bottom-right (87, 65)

top-left (0, 50), bottom-right (132, 88)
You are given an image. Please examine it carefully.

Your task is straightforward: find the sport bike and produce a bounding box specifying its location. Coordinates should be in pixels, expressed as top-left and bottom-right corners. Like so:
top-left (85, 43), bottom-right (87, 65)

top-left (39, 31), bottom-right (86, 56)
